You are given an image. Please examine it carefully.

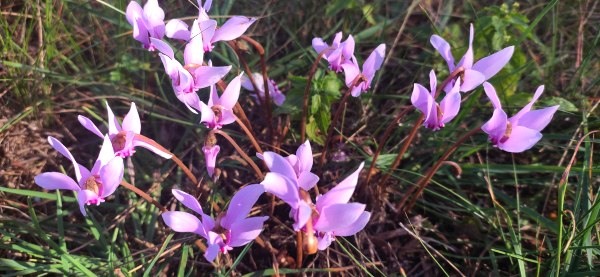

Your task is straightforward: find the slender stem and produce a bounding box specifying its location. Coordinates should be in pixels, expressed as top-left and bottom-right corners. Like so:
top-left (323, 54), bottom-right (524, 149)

top-left (214, 130), bottom-right (264, 179)
top-left (134, 134), bottom-right (198, 186)
top-left (365, 106), bottom-right (413, 187)
top-left (227, 41), bottom-right (267, 108)
top-left (233, 103), bottom-right (254, 133)
top-left (235, 117), bottom-right (263, 154)
top-left (239, 35), bottom-right (275, 146)
top-left (374, 67), bottom-right (465, 190)
top-left (317, 75), bottom-right (365, 173)
top-left (120, 180), bottom-right (166, 212)
top-left (296, 231), bottom-right (303, 269)
top-left (301, 48), bottom-right (331, 142)
top-left (400, 126), bottom-right (481, 212)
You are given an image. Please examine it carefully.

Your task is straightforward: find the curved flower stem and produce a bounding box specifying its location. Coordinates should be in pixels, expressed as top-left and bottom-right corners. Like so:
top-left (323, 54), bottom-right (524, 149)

top-left (227, 41), bottom-right (267, 108)
top-left (239, 35), bottom-right (275, 146)
top-left (365, 106), bottom-right (414, 187)
top-left (235, 117), bottom-right (263, 154)
top-left (317, 75), bottom-right (366, 174)
top-left (216, 78), bottom-right (254, 133)
top-left (120, 180), bottom-right (166, 212)
top-left (213, 130), bottom-right (264, 179)
top-left (374, 67), bottom-right (465, 190)
top-left (400, 125), bottom-right (481, 212)
top-left (134, 134), bottom-right (198, 186)
top-left (301, 48), bottom-right (332, 142)
top-left (296, 231), bottom-right (303, 269)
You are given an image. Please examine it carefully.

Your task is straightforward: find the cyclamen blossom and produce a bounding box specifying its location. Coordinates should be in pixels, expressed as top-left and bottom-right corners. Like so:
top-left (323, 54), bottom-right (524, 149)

top-left (78, 102), bottom-right (171, 159)
top-left (151, 34), bottom-right (231, 113)
top-left (482, 82), bottom-right (559, 153)
top-left (312, 162), bottom-right (370, 250)
top-left (199, 75), bottom-right (242, 129)
top-left (241, 73), bottom-right (286, 106)
top-left (126, 0), bottom-right (165, 51)
top-left (259, 140), bottom-right (319, 230)
top-left (34, 136), bottom-right (124, 216)
top-left (165, 0), bottom-right (257, 52)
top-left (411, 70), bottom-right (462, 130)
top-left (341, 44), bottom-right (386, 97)
top-left (431, 24), bottom-right (514, 92)
top-left (162, 185), bottom-right (267, 262)
top-left (312, 32), bottom-right (355, 72)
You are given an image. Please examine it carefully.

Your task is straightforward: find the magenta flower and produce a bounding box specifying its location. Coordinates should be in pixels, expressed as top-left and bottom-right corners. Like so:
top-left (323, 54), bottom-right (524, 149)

top-left (125, 0), bottom-right (165, 51)
top-left (199, 75), bottom-right (242, 129)
top-left (78, 102), bottom-right (171, 159)
top-left (411, 70), bottom-right (462, 130)
top-left (312, 162), bottom-right (370, 250)
top-left (482, 82), bottom-right (559, 153)
top-left (259, 140), bottom-right (319, 230)
top-left (34, 136), bottom-right (124, 216)
top-left (341, 44), bottom-right (386, 97)
top-left (241, 72), bottom-right (286, 106)
top-left (430, 24), bottom-right (514, 92)
top-left (150, 35), bottom-right (231, 113)
top-left (202, 145), bottom-right (220, 177)
top-left (165, 0), bottom-right (256, 52)
top-left (312, 32), bottom-right (355, 72)
top-left (161, 185), bottom-right (267, 262)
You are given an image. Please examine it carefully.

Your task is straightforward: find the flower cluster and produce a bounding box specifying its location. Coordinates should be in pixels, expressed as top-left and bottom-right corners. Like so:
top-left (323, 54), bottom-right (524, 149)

top-left (412, 24), bottom-right (558, 152)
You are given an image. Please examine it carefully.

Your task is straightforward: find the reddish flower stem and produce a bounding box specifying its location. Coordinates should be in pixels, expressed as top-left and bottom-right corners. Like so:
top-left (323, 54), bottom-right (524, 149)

top-left (213, 130), bottom-right (264, 179)
top-left (226, 41), bottom-right (267, 108)
top-left (296, 231), bottom-right (303, 269)
top-left (399, 125), bottom-right (481, 212)
top-left (317, 75), bottom-right (366, 174)
top-left (239, 35), bottom-right (275, 147)
top-left (120, 180), bottom-right (166, 212)
top-left (374, 67), bottom-right (465, 190)
top-left (301, 48), bottom-right (332, 142)
top-left (235, 117), bottom-right (263, 154)
top-left (134, 134), bottom-right (198, 186)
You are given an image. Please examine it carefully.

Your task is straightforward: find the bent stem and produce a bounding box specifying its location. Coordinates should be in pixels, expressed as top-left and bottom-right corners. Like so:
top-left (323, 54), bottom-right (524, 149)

top-left (239, 35), bottom-right (275, 146)
top-left (216, 78), bottom-right (254, 133)
top-left (317, 75), bottom-right (366, 174)
top-left (235, 117), bottom-right (263, 154)
top-left (399, 125), bottom-right (481, 212)
top-left (120, 180), bottom-right (166, 212)
top-left (374, 67), bottom-right (465, 190)
top-left (134, 134), bottom-right (198, 186)
top-left (301, 48), bottom-right (332, 142)
top-left (213, 129), bottom-right (264, 179)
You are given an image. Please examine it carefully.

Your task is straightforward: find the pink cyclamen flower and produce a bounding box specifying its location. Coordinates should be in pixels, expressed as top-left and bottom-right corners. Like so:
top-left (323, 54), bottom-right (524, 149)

top-left (151, 35), bottom-right (231, 113)
top-left (126, 0), bottom-right (165, 51)
top-left (161, 185), bottom-right (267, 262)
top-left (202, 145), bottom-right (220, 177)
top-left (241, 72), bottom-right (286, 106)
top-left (312, 162), bottom-right (370, 250)
top-left (341, 44), bottom-right (386, 97)
top-left (34, 136), bottom-right (124, 216)
top-left (411, 70), bottom-right (462, 130)
top-left (312, 32), bottom-right (355, 72)
top-left (482, 82), bottom-right (559, 153)
top-left (259, 140), bottom-right (320, 230)
top-left (165, 0), bottom-right (256, 52)
top-left (430, 24), bottom-right (514, 92)
top-left (78, 102), bottom-right (171, 159)
top-left (199, 74), bottom-right (242, 129)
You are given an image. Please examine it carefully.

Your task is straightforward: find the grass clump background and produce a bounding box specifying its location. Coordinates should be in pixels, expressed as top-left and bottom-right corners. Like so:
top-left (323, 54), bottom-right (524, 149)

top-left (1, 0), bottom-right (599, 276)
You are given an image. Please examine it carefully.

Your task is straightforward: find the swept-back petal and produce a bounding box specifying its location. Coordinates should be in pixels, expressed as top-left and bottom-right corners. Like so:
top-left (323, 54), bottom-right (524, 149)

top-left (199, 101), bottom-right (216, 128)
top-left (459, 69), bottom-right (485, 92)
top-left (211, 16), bottom-right (257, 43)
top-left (342, 35), bottom-right (355, 59)
top-left (261, 151), bottom-right (297, 180)
top-left (362, 44), bottom-right (386, 80)
top-left (204, 241), bottom-right (220, 262)
top-left (220, 184), bottom-right (265, 230)
top-left (411, 83), bottom-right (434, 122)
top-left (151, 38), bottom-right (175, 59)
top-left (48, 136), bottom-right (82, 182)
top-left (296, 140), bottom-right (313, 173)
top-left (260, 173), bottom-right (299, 208)
top-left (483, 82), bottom-right (502, 110)
top-left (142, 0), bottom-right (165, 38)
top-left (471, 46), bottom-right (514, 80)
top-left (184, 20), bottom-right (204, 65)
top-left (298, 171), bottom-right (319, 191)
top-left (228, 216), bottom-right (268, 247)
top-left (440, 82), bottom-right (462, 124)
top-left (313, 203), bottom-right (366, 233)
top-left (517, 105), bottom-right (559, 132)
top-left (106, 102), bottom-right (121, 135)
top-left (217, 74), bottom-right (241, 109)
top-left (294, 201), bottom-right (312, 231)
top-left (172, 189), bottom-right (205, 216)
top-left (126, 1), bottom-right (142, 26)
top-left (99, 157), bottom-right (124, 198)
top-left (93, 136), bottom-right (116, 174)
top-left (456, 24), bottom-right (474, 69)
top-left (202, 145), bottom-right (220, 177)
top-left (334, 211), bottom-right (371, 236)
top-left (122, 102), bottom-right (141, 134)
top-left (176, 92), bottom-right (201, 114)
top-left (430, 35), bottom-right (455, 71)
top-left (165, 19), bottom-right (190, 40)
top-left (132, 139), bottom-right (172, 159)
top-left (35, 172), bottom-right (80, 191)
top-left (162, 211), bottom-right (204, 235)
top-left (315, 162), bottom-right (364, 211)
top-left (341, 59), bottom-right (360, 87)
top-left (512, 85), bottom-right (545, 122)
top-left (77, 115), bottom-right (104, 138)
top-left (312, 37), bottom-right (329, 54)
top-left (498, 126), bottom-right (542, 153)
top-left (191, 65), bottom-right (231, 90)
top-left (77, 190), bottom-right (98, 216)
top-left (482, 109), bottom-right (508, 142)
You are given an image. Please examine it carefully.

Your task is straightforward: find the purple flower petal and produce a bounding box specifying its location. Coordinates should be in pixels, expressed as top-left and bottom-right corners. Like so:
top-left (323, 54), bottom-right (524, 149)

top-left (517, 105), bottom-right (559, 132)
top-left (334, 211), bottom-right (371, 236)
top-left (151, 38), bottom-right (174, 59)
top-left (47, 136), bottom-right (83, 183)
top-left (439, 82), bottom-right (462, 124)
top-left (511, 85), bottom-right (545, 122)
top-left (482, 108), bottom-right (508, 143)
top-left (483, 82), bottom-right (502, 110)
top-left (132, 139), bottom-right (172, 159)
top-left (202, 145), bottom-right (220, 177)
top-left (220, 184), bottom-right (265, 230)
top-left (430, 35), bottom-right (455, 72)
top-left (498, 126), bottom-right (542, 153)
top-left (99, 157), bottom-right (124, 198)
top-left (122, 102), bottom-right (141, 134)
top-left (35, 172), bottom-right (80, 191)
top-left (456, 24), bottom-right (475, 69)
top-left (315, 162), bottom-right (364, 211)
top-left (459, 69), bottom-right (485, 92)
top-left (161, 211), bottom-right (204, 235)
top-left (211, 16), bottom-right (257, 43)
top-left (362, 44), bottom-right (386, 81)
top-left (294, 201), bottom-right (312, 231)
top-left (106, 102), bottom-right (121, 135)
top-left (260, 173), bottom-right (299, 208)
top-left (77, 115), bottom-right (104, 138)
top-left (216, 74), bottom-right (241, 109)
top-left (93, 136), bottom-right (116, 174)
top-left (298, 171), bottom-right (319, 191)
top-left (411, 83), bottom-right (434, 122)
top-left (228, 216), bottom-right (268, 247)
top-left (76, 190), bottom-right (98, 216)
top-left (471, 46), bottom-right (514, 80)
top-left (261, 152), bottom-right (297, 181)
top-left (313, 202), bottom-right (366, 233)
top-left (191, 65), bottom-right (231, 91)
top-left (142, 0), bottom-right (165, 38)
top-left (165, 19), bottom-right (190, 40)
top-left (296, 140), bottom-right (313, 173)
top-left (204, 240), bottom-right (220, 262)
top-left (184, 20), bottom-right (204, 65)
